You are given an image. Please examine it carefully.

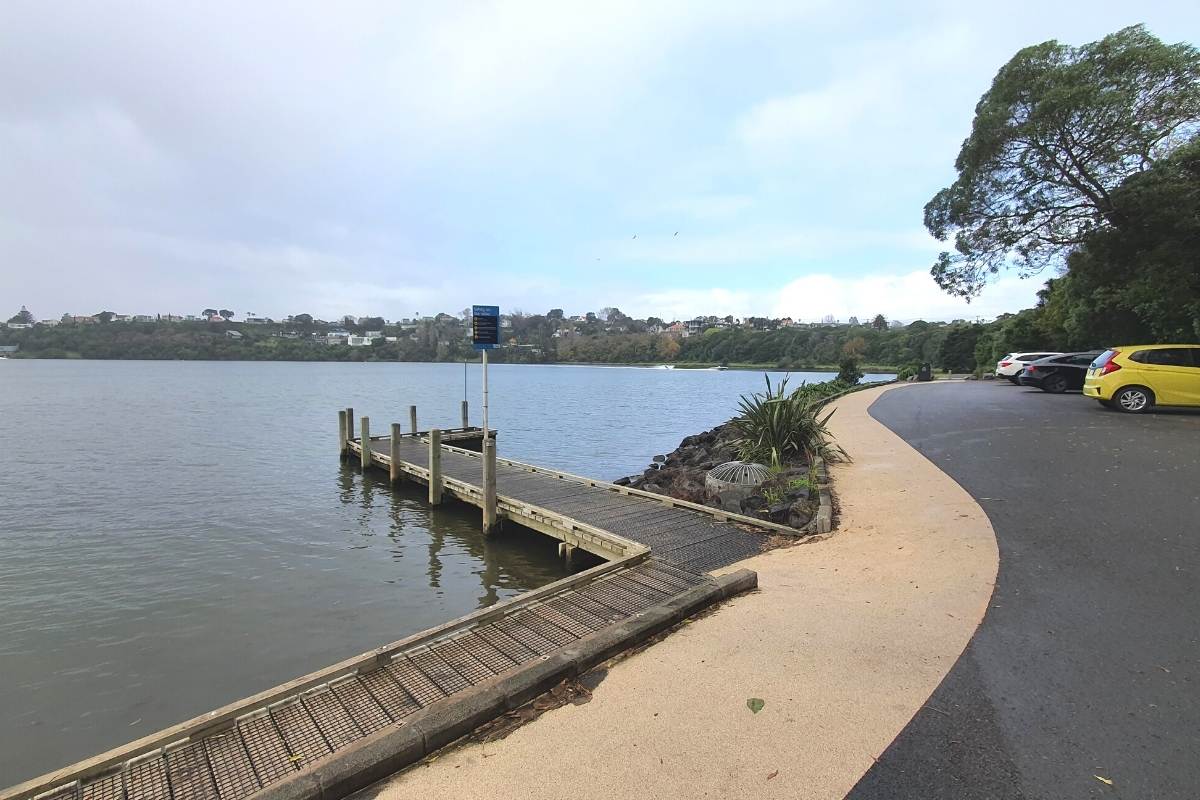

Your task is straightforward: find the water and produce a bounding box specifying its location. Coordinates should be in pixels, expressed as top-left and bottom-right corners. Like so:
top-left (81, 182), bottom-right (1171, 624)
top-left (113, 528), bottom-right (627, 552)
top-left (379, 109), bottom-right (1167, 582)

top-left (0, 360), bottom-right (888, 784)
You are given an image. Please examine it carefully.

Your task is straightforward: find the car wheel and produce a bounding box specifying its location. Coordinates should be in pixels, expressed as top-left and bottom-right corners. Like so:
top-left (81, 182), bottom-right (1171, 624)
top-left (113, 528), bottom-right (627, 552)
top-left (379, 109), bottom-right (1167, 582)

top-left (1007, 376), bottom-right (1020, 384)
top-left (1098, 399), bottom-right (1114, 409)
top-left (1114, 386), bottom-right (1153, 414)
top-left (1042, 375), bottom-right (1068, 394)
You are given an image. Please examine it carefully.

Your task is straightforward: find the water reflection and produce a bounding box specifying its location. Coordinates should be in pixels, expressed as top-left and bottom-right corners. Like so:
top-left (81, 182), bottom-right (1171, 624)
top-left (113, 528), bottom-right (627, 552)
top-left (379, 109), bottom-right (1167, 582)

top-left (336, 462), bottom-right (565, 609)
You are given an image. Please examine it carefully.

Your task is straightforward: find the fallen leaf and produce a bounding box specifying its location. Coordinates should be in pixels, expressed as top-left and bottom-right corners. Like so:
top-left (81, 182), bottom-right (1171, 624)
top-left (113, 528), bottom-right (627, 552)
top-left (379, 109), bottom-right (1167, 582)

top-left (747, 698), bottom-right (765, 714)
top-left (1095, 775), bottom-right (1113, 786)
top-left (767, 770), bottom-right (779, 781)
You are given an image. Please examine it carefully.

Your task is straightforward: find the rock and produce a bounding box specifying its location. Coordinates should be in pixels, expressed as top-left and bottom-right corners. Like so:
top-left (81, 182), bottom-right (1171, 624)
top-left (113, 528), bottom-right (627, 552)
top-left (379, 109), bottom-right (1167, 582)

top-left (982, 373), bottom-right (996, 380)
top-left (787, 500), bottom-right (812, 529)
top-left (652, 454), bottom-right (666, 463)
top-left (965, 374), bottom-right (979, 381)
top-left (906, 375), bottom-right (916, 382)
top-left (715, 485), bottom-right (754, 511)
top-left (740, 494), bottom-right (767, 512)
top-left (767, 502), bottom-right (791, 523)
top-left (642, 483), bottom-right (664, 495)
top-left (614, 476), bottom-right (631, 486)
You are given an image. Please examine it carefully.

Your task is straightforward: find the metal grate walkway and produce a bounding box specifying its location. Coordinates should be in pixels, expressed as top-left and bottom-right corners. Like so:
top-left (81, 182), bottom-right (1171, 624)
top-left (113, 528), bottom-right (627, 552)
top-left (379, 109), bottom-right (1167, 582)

top-left (372, 436), bottom-right (768, 572)
top-left (40, 559), bottom-right (707, 800)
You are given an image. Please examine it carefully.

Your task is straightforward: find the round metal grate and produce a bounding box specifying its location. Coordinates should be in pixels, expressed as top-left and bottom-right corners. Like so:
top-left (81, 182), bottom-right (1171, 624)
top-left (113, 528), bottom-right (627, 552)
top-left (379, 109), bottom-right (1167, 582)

top-left (704, 461), bottom-right (770, 494)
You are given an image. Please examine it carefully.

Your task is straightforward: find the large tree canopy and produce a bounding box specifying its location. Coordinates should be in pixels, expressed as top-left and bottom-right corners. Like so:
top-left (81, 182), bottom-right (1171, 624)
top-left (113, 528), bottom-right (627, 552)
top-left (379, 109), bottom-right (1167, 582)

top-left (925, 25), bottom-right (1200, 297)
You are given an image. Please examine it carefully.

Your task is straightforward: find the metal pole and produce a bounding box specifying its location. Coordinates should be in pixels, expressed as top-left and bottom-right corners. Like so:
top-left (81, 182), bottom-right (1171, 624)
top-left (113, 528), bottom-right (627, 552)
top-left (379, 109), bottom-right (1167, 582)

top-left (338, 410), bottom-right (348, 456)
top-left (409, 405), bottom-right (418, 435)
top-left (461, 399), bottom-right (469, 430)
top-left (482, 350), bottom-right (489, 439)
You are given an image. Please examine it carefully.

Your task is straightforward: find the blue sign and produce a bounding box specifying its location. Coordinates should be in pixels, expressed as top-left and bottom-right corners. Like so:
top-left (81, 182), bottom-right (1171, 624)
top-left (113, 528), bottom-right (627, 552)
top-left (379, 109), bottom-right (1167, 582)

top-left (472, 305), bottom-right (500, 350)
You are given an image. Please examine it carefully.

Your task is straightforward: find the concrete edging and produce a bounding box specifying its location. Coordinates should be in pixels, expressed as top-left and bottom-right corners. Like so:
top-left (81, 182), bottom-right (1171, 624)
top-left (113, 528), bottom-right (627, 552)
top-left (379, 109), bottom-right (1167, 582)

top-left (249, 568), bottom-right (758, 800)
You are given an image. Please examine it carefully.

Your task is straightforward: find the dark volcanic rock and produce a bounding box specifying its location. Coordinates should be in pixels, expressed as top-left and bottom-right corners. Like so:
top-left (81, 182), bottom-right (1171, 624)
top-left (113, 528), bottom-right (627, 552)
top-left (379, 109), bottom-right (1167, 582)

top-left (617, 419), bottom-right (816, 531)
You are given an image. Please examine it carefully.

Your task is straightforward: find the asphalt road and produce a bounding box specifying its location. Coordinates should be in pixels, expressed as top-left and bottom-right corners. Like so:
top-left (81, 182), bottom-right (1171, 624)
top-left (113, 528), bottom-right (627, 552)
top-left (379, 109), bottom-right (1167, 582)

top-left (846, 381), bottom-right (1200, 800)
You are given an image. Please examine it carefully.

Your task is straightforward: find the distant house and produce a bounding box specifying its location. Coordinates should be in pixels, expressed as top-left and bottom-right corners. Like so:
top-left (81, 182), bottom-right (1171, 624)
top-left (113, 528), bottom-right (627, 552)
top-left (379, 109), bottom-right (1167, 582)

top-left (4, 322), bottom-right (32, 329)
top-left (225, 330), bottom-right (243, 339)
top-left (133, 315), bottom-right (155, 323)
top-left (38, 319), bottom-right (59, 327)
top-left (245, 316), bottom-right (272, 325)
top-left (347, 335), bottom-right (380, 347)
top-left (0, 345), bottom-right (18, 354)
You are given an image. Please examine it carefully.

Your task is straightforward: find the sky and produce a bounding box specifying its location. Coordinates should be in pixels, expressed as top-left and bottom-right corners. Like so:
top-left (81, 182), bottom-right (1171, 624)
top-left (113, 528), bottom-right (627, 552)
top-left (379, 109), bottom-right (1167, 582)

top-left (2, 1), bottom-right (1197, 324)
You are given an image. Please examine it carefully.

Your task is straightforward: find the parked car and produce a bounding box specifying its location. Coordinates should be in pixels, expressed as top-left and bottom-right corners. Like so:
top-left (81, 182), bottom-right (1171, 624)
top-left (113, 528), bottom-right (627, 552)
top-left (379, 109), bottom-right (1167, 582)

top-left (996, 351), bottom-right (1062, 383)
top-left (1084, 345), bottom-right (1200, 413)
top-left (1018, 352), bottom-right (1104, 393)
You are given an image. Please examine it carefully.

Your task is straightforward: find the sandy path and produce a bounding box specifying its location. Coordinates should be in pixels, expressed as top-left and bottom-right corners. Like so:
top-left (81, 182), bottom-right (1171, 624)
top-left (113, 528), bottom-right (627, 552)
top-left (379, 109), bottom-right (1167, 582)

top-left (359, 384), bottom-right (998, 800)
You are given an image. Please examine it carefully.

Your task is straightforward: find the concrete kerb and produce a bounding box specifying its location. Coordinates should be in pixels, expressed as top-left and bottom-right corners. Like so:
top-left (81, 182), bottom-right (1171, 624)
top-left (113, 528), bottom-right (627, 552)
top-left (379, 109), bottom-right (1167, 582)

top-left (246, 569), bottom-right (758, 800)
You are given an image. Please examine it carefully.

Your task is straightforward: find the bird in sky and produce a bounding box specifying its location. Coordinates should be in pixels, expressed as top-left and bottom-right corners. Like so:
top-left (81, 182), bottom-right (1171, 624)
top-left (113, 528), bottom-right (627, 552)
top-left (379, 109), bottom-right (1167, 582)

top-left (673, 231), bottom-right (679, 236)
top-left (632, 234), bottom-right (637, 239)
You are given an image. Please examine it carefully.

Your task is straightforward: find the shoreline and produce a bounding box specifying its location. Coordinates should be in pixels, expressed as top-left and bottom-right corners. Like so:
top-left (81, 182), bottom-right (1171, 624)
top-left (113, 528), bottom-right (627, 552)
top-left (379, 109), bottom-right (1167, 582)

top-left (0, 354), bottom-right (899, 373)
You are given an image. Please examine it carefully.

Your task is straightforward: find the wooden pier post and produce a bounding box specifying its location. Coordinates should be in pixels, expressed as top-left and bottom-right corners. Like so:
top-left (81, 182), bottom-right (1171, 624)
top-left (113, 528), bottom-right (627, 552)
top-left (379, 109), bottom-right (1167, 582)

top-left (482, 436), bottom-right (498, 535)
top-left (389, 423), bottom-right (402, 484)
top-left (428, 428), bottom-right (442, 505)
top-left (338, 410), bottom-right (348, 456)
top-left (346, 407), bottom-right (355, 441)
top-left (410, 405), bottom-right (418, 435)
top-left (360, 416), bottom-right (371, 470)
top-left (461, 400), bottom-right (469, 430)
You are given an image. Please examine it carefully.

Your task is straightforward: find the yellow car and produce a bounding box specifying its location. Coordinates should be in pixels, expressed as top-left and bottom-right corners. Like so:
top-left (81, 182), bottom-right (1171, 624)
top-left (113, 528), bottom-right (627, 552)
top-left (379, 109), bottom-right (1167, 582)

top-left (1084, 345), bottom-right (1200, 413)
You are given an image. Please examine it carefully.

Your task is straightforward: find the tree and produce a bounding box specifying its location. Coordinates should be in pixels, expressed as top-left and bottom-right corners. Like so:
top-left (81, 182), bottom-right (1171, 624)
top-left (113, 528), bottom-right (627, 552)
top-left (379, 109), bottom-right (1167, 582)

top-left (202, 308), bottom-right (218, 318)
top-left (925, 25), bottom-right (1200, 297)
top-left (358, 316), bottom-right (385, 329)
top-left (95, 311), bottom-right (115, 323)
top-left (547, 308), bottom-right (564, 321)
top-left (7, 306), bottom-right (34, 324)
top-left (219, 309), bottom-right (234, 320)
top-left (292, 313), bottom-right (314, 326)
top-left (848, 316), bottom-right (860, 326)
top-left (842, 336), bottom-right (867, 358)
top-left (1052, 138), bottom-right (1200, 343)
top-left (837, 355), bottom-right (863, 385)
top-left (871, 314), bottom-right (888, 330)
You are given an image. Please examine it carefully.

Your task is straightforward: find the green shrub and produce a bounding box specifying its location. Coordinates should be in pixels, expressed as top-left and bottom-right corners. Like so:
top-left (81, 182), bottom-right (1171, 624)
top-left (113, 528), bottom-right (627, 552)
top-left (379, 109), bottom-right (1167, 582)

top-left (836, 355), bottom-right (863, 385)
top-left (731, 375), bottom-right (848, 469)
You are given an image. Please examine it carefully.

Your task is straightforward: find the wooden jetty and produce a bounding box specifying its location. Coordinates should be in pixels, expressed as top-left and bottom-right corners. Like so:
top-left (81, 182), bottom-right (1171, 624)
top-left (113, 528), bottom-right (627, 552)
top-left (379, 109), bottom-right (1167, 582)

top-left (3, 405), bottom-right (789, 800)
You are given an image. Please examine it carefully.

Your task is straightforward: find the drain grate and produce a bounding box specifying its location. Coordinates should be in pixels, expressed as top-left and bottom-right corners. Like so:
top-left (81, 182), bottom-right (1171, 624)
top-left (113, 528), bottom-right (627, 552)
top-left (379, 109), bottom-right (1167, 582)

top-left (237, 714), bottom-right (295, 785)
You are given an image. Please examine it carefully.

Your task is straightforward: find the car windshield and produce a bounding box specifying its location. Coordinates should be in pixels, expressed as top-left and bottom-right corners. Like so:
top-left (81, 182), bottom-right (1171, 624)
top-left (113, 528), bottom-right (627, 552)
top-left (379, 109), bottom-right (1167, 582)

top-left (1091, 350), bottom-right (1116, 369)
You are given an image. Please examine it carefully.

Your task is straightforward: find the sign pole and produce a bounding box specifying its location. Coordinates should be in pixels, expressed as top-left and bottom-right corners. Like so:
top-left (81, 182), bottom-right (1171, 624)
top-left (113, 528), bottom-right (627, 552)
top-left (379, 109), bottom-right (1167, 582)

top-left (472, 304), bottom-right (500, 536)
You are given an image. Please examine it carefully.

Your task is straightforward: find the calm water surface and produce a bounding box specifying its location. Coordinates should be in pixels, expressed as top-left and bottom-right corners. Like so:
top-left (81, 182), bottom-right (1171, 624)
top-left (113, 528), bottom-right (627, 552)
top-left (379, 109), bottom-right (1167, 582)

top-left (0, 360), bottom-right (887, 784)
